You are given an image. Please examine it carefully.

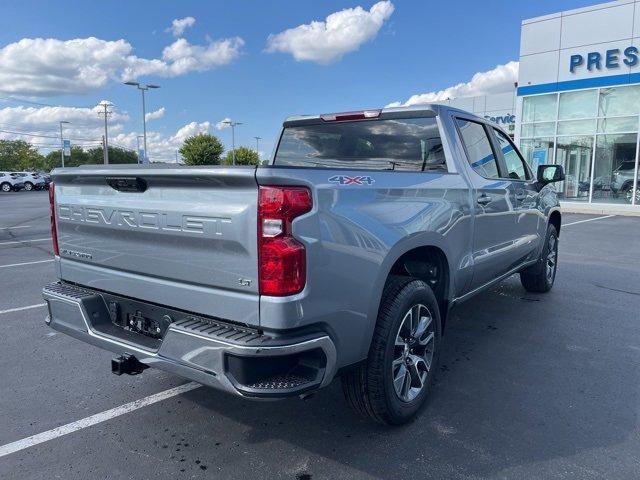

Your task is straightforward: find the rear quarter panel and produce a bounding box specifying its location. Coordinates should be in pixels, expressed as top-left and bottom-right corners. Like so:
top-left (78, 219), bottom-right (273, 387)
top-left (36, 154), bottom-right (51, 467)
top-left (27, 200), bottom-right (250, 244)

top-left (256, 167), bottom-right (473, 367)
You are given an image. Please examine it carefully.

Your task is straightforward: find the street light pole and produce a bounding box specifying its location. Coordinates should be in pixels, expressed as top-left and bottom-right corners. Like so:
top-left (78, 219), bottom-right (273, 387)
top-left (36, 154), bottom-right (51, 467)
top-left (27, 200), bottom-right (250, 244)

top-left (136, 135), bottom-right (144, 164)
top-left (124, 82), bottom-right (160, 163)
top-left (59, 121), bottom-right (70, 168)
top-left (222, 120), bottom-right (243, 165)
top-left (254, 136), bottom-right (262, 161)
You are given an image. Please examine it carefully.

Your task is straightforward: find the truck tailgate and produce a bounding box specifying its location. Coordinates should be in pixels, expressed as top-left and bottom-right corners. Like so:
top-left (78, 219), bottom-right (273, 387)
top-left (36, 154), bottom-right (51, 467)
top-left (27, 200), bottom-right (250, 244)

top-left (52, 166), bottom-right (260, 326)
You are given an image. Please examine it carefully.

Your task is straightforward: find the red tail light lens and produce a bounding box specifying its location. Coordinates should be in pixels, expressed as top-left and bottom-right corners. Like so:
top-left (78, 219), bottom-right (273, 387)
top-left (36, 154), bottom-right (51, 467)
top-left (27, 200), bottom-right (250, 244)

top-left (49, 182), bottom-right (59, 256)
top-left (258, 186), bottom-right (312, 296)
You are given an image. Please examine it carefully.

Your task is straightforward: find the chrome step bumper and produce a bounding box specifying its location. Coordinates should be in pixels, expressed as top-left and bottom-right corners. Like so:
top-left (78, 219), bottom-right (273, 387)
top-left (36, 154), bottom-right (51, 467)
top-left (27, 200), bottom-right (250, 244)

top-left (43, 282), bottom-right (337, 398)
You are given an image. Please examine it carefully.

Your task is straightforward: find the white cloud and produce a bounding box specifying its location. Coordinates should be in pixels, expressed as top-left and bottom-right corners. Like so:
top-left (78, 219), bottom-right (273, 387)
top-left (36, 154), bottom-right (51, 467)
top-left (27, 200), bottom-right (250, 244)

top-left (215, 117), bottom-right (231, 130)
top-left (0, 103), bottom-right (216, 163)
top-left (388, 61), bottom-right (519, 107)
top-left (0, 35), bottom-right (244, 96)
top-left (166, 17), bottom-right (196, 37)
top-left (112, 121), bottom-right (212, 162)
top-left (0, 104), bottom-right (129, 149)
top-left (145, 107), bottom-right (165, 121)
top-left (266, 0), bottom-right (394, 64)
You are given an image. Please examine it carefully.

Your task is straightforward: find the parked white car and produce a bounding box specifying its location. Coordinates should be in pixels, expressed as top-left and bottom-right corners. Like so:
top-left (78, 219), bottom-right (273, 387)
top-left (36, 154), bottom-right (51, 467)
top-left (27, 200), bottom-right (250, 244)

top-left (0, 172), bottom-right (25, 192)
top-left (10, 172), bottom-right (46, 191)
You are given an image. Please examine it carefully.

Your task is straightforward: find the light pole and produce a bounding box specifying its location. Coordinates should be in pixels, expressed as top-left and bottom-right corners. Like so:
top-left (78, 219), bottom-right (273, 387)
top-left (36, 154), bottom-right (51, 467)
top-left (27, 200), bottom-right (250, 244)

top-left (222, 120), bottom-right (243, 165)
top-left (124, 82), bottom-right (160, 163)
top-left (59, 121), bottom-right (70, 168)
top-left (254, 136), bottom-right (261, 161)
top-left (136, 135), bottom-right (144, 164)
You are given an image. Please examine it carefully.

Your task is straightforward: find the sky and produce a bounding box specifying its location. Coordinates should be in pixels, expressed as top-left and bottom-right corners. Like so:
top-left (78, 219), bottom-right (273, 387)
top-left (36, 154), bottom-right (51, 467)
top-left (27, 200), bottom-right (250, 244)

top-left (0, 0), bottom-right (598, 162)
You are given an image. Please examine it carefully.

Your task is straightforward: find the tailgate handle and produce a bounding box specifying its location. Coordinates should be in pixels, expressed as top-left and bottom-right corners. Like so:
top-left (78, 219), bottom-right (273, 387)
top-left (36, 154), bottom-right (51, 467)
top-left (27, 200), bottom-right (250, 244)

top-left (106, 177), bottom-right (147, 193)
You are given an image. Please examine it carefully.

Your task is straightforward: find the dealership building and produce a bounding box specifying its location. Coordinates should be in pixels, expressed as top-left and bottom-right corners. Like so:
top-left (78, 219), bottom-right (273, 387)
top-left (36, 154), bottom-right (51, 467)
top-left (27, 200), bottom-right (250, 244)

top-left (446, 1), bottom-right (640, 212)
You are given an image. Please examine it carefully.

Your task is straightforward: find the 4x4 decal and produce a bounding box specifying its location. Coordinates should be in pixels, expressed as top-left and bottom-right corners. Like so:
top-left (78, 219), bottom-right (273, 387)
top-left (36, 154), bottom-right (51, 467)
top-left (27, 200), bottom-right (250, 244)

top-left (328, 175), bottom-right (375, 185)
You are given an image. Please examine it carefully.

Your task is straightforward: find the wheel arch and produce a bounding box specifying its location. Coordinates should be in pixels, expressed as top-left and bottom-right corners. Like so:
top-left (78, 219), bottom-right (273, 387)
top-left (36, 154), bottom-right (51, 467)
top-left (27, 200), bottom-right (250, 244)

top-left (367, 234), bottom-right (455, 343)
top-left (549, 209), bottom-right (561, 237)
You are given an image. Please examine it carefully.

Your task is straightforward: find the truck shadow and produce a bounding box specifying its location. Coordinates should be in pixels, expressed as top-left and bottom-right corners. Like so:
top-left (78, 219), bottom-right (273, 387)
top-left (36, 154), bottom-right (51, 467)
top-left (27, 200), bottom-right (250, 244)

top-left (179, 275), bottom-right (637, 478)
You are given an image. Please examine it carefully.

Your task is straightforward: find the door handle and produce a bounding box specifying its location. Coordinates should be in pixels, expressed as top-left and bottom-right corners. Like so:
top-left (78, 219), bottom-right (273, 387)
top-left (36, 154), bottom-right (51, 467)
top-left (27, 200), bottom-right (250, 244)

top-left (477, 194), bottom-right (492, 205)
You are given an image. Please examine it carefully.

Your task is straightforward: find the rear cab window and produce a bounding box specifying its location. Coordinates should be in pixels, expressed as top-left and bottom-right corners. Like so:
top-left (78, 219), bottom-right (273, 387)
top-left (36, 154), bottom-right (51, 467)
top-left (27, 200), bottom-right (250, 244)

top-left (274, 116), bottom-right (447, 172)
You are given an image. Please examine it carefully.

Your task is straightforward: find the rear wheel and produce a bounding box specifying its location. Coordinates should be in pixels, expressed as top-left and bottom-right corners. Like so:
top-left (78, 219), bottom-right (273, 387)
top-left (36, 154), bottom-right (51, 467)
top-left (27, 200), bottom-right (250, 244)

top-left (520, 224), bottom-right (558, 293)
top-left (23, 182), bottom-right (33, 191)
top-left (341, 275), bottom-right (441, 425)
top-left (1, 182), bottom-right (11, 192)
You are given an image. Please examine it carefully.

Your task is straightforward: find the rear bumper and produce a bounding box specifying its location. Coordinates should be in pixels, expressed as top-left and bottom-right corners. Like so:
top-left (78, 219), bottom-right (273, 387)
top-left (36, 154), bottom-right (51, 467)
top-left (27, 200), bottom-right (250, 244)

top-left (43, 282), bottom-right (337, 398)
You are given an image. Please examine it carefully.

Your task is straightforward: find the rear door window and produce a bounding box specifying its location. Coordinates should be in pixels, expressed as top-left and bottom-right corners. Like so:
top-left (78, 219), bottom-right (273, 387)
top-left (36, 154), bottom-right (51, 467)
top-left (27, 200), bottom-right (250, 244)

top-left (275, 117), bottom-right (447, 172)
top-left (455, 118), bottom-right (500, 179)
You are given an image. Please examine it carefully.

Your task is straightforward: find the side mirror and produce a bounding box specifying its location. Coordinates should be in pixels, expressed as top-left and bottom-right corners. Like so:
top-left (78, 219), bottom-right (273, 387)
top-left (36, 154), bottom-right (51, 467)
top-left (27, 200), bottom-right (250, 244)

top-left (537, 164), bottom-right (565, 184)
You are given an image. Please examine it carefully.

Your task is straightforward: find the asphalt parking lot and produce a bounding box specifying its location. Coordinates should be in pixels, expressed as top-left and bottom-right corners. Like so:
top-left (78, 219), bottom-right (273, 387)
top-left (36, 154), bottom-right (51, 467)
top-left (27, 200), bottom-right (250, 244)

top-left (1, 190), bottom-right (639, 479)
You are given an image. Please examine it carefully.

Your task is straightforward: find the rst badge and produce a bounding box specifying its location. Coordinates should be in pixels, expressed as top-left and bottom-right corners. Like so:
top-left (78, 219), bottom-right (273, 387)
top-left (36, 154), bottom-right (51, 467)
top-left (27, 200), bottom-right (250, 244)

top-left (328, 175), bottom-right (375, 186)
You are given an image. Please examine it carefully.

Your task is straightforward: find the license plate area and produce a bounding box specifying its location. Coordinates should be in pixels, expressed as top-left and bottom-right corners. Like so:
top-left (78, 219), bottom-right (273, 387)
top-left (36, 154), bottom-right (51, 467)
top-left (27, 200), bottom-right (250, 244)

top-left (85, 290), bottom-right (189, 351)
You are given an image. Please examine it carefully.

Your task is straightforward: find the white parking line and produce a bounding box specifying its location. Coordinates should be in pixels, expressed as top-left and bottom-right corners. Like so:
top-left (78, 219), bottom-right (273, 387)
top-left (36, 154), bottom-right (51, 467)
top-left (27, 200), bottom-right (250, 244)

top-left (563, 215), bottom-right (615, 227)
top-left (0, 259), bottom-right (53, 269)
top-left (0, 382), bottom-right (202, 458)
top-left (0, 303), bottom-right (46, 315)
top-left (0, 237), bottom-right (50, 246)
top-left (1, 225), bottom-right (31, 229)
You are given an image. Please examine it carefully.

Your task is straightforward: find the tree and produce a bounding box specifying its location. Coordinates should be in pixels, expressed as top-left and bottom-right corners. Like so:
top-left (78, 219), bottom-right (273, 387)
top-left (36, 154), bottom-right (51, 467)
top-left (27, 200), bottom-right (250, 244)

top-left (43, 145), bottom-right (136, 170)
top-left (223, 146), bottom-right (259, 166)
top-left (0, 140), bottom-right (45, 171)
top-left (86, 146), bottom-right (138, 165)
top-left (179, 133), bottom-right (224, 166)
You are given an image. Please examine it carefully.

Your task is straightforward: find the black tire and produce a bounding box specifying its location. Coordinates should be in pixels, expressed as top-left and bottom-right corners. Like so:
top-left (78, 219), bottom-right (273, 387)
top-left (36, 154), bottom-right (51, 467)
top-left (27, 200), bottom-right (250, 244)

top-left (1, 182), bottom-right (12, 193)
top-left (341, 275), bottom-right (441, 425)
top-left (24, 182), bottom-right (33, 191)
top-left (520, 223), bottom-right (559, 293)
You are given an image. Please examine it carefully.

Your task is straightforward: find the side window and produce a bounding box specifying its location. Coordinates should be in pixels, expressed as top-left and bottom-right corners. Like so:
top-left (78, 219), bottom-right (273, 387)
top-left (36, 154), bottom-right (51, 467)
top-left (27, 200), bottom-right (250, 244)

top-left (455, 118), bottom-right (500, 179)
top-left (493, 128), bottom-right (530, 180)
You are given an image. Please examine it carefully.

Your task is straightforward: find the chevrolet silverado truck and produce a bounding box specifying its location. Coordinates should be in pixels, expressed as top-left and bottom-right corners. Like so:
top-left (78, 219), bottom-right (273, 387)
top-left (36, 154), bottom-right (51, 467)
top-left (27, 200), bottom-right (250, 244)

top-left (43, 105), bottom-right (564, 424)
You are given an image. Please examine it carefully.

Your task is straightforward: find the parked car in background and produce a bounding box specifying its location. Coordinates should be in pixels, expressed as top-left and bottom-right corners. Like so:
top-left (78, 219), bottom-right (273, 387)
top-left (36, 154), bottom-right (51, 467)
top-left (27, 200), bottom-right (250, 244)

top-left (611, 161), bottom-right (639, 203)
top-left (0, 172), bottom-right (25, 192)
top-left (10, 172), bottom-right (46, 191)
top-left (39, 173), bottom-right (51, 190)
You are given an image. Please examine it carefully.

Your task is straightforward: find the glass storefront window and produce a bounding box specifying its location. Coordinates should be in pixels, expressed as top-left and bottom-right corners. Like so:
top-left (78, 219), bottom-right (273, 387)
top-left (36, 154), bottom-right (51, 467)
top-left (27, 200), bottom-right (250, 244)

top-left (555, 136), bottom-right (593, 201)
top-left (598, 86), bottom-right (640, 117)
top-left (522, 94), bottom-right (557, 123)
top-left (592, 133), bottom-right (638, 204)
top-left (559, 90), bottom-right (598, 120)
top-left (597, 116), bottom-right (639, 133)
top-left (520, 138), bottom-right (554, 171)
top-left (521, 122), bottom-right (555, 138)
top-left (557, 119), bottom-right (596, 135)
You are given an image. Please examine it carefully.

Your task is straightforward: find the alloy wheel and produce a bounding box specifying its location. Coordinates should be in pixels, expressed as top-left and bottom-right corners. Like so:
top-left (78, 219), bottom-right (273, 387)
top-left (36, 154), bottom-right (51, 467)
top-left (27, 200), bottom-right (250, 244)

top-left (626, 188), bottom-right (640, 204)
top-left (392, 304), bottom-right (435, 402)
top-left (1, 184), bottom-right (10, 192)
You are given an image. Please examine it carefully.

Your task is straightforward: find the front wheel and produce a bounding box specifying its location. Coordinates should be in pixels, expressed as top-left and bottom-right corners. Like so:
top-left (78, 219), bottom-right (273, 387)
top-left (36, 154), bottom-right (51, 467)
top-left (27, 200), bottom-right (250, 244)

top-left (1, 182), bottom-right (11, 193)
top-left (625, 186), bottom-right (639, 204)
top-left (23, 182), bottom-right (33, 191)
top-left (520, 224), bottom-right (559, 293)
top-left (341, 276), bottom-right (441, 425)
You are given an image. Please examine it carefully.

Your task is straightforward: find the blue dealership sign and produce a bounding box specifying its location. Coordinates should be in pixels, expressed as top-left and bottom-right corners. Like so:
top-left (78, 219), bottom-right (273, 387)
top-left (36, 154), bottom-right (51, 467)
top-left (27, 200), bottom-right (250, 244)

top-left (569, 46), bottom-right (639, 73)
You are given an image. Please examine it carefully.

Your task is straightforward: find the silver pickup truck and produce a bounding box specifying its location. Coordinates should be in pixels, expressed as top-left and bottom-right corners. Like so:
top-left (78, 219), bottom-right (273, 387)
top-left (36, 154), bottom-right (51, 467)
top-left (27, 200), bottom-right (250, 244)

top-left (43, 105), bottom-right (564, 424)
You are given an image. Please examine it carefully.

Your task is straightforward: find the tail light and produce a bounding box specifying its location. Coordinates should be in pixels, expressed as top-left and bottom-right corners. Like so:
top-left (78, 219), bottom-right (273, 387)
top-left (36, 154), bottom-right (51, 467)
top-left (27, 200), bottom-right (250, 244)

top-left (49, 182), bottom-right (59, 256)
top-left (258, 186), bottom-right (312, 296)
